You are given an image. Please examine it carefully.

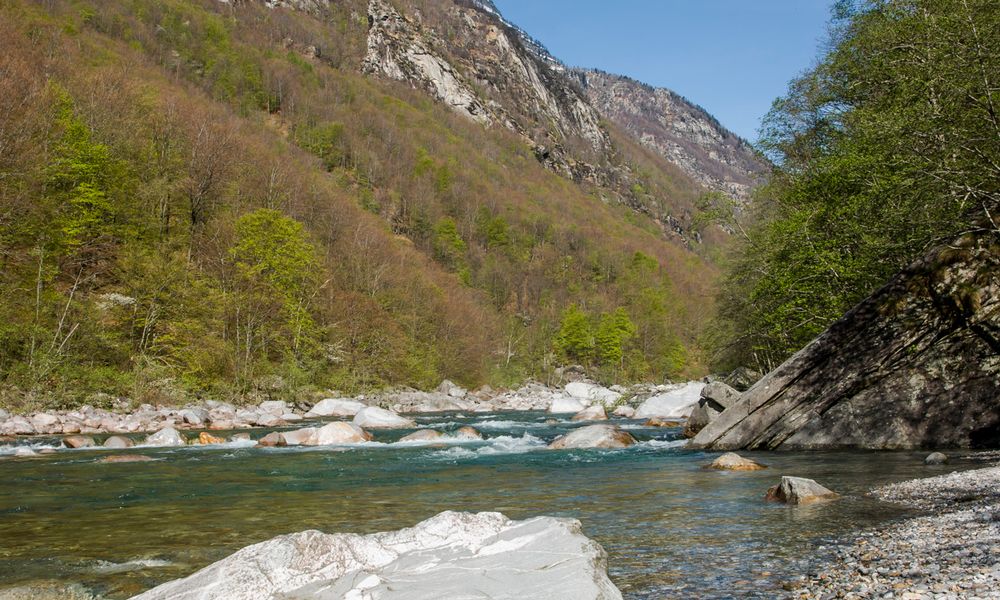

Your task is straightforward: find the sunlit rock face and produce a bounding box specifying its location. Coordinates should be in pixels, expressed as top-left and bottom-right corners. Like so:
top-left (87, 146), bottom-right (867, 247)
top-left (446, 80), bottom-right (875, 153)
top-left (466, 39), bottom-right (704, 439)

top-left (130, 511), bottom-right (623, 600)
top-left (692, 229), bottom-right (1000, 450)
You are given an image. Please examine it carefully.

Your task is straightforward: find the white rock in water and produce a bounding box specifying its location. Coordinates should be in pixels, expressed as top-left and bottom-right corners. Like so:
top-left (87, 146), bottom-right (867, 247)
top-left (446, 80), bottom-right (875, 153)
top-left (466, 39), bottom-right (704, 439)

top-left (571, 405), bottom-right (608, 421)
top-left (548, 424), bottom-right (637, 450)
top-left (611, 405), bottom-right (635, 418)
top-left (313, 422), bottom-right (372, 445)
top-left (565, 381), bottom-right (621, 404)
top-left (281, 427), bottom-right (319, 446)
top-left (130, 511), bottom-right (623, 600)
top-left (548, 396), bottom-right (587, 414)
top-left (634, 382), bottom-right (705, 419)
top-left (304, 398), bottom-right (367, 418)
top-left (143, 427), bottom-right (186, 447)
top-left (352, 407), bottom-right (416, 429)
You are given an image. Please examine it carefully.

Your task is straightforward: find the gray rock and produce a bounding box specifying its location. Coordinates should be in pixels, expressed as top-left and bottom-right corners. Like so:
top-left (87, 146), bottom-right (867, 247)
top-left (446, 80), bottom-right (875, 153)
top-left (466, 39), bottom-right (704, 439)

top-left (143, 427), bottom-right (186, 447)
top-left (548, 424), bottom-right (636, 450)
top-left (2, 416), bottom-right (36, 435)
top-left (437, 379), bottom-right (468, 398)
top-left (304, 398), bottom-right (367, 418)
top-left (766, 476), bottom-right (838, 505)
top-left (399, 429), bottom-right (444, 442)
top-left (130, 511), bottom-right (623, 600)
top-left (257, 400), bottom-right (288, 416)
top-left (352, 407), bottom-right (416, 429)
top-left (692, 230), bottom-right (1000, 450)
top-left (925, 452), bottom-right (949, 465)
top-left (62, 435), bottom-right (95, 449)
top-left (700, 381), bottom-right (740, 410)
top-left (103, 435), bottom-right (134, 449)
top-left (683, 402), bottom-right (720, 438)
top-left (178, 408), bottom-right (208, 426)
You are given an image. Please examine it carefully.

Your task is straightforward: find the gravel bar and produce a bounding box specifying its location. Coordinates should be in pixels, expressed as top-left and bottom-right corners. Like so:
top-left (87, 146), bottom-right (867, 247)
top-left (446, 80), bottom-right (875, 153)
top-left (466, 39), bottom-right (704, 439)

top-left (790, 464), bottom-right (1000, 600)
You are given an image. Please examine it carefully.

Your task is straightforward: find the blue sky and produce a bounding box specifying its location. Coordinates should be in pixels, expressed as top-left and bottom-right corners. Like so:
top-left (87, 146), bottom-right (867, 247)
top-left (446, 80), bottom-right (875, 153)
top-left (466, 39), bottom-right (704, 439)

top-left (491, 0), bottom-right (835, 143)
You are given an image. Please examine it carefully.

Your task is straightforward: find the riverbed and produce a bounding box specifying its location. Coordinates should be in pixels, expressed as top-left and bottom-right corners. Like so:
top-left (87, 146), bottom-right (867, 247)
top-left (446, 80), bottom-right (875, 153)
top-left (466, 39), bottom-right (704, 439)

top-left (0, 411), bottom-right (980, 598)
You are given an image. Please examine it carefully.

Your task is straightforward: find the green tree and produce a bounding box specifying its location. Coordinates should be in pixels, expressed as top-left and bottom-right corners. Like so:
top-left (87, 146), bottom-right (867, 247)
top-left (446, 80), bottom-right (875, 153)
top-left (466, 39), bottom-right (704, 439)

top-left (554, 304), bottom-right (594, 363)
top-left (432, 217), bottom-right (467, 270)
top-left (594, 308), bottom-right (637, 368)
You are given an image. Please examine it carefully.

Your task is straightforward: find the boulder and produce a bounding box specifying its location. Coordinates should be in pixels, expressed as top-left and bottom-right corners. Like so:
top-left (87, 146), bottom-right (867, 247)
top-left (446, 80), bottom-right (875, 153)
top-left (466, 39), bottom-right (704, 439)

top-left (700, 381), bottom-right (740, 410)
top-left (399, 429), bottom-right (444, 442)
top-left (352, 407), bottom-right (416, 429)
top-left (634, 382), bottom-right (704, 419)
top-left (281, 427), bottom-right (318, 446)
top-left (705, 452), bottom-right (767, 471)
top-left (198, 432), bottom-right (226, 445)
top-left (253, 413), bottom-right (285, 428)
top-left (280, 413), bottom-right (303, 423)
top-left (722, 367), bottom-right (762, 392)
top-left (683, 402), bottom-right (720, 438)
top-left (313, 422), bottom-right (372, 445)
top-left (258, 400), bottom-right (288, 416)
top-left (548, 396), bottom-right (587, 414)
top-left (257, 432), bottom-right (287, 447)
top-left (231, 433), bottom-right (252, 442)
top-left (548, 424), bottom-right (637, 450)
top-left (692, 230), bottom-right (1000, 450)
top-left (130, 511), bottom-right (623, 600)
top-left (765, 476), bottom-right (838, 505)
top-left (437, 379), bottom-right (468, 398)
top-left (99, 454), bottom-right (155, 463)
top-left (571, 405), bottom-right (608, 421)
top-left (144, 427), bottom-right (186, 447)
top-left (2, 416), bottom-right (36, 436)
top-left (611, 405), bottom-right (635, 418)
top-left (925, 452), bottom-right (949, 465)
top-left (179, 408), bottom-right (208, 427)
top-left (304, 398), bottom-right (367, 418)
top-left (644, 417), bottom-right (682, 427)
top-left (453, 426), bottom-right (483, 440)
top-left (103, 435), bottom-right (134, 449)
top-left (565, 381), bottom-right (621, 404)
top-left (31, 413), bottom-right (62, 434)
top-left (62, 435), bottom-right (95, 449)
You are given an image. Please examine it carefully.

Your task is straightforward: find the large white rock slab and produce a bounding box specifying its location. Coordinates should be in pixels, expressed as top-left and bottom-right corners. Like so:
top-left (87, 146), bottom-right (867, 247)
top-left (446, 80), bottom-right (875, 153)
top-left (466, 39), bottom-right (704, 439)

top-left (352, 407), bottom-right (416, 429)
top-left (634, 382), bottom-right (705, 419)
top-left (130, 511), bottom-right (623, 600)
top-left (547, 396), bottom-right (587, 414)
top-left (313, 422), bottom-right (372, 445)
top-left (564, 382), bottom-right (621, 404)
top-left (304, 398), bottom-right (367, 418)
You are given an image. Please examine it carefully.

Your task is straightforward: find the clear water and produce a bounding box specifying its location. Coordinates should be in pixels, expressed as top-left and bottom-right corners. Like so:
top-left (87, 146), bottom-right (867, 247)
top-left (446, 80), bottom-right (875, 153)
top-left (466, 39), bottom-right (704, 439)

top-left (0, 411), bottom-right (977, 598)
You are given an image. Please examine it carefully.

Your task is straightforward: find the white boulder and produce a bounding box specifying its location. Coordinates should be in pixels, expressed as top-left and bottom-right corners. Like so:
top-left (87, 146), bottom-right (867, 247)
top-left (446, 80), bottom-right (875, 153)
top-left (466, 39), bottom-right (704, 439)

top-left (144, 427), bottom-right (186, 447)
top-left (281, 427), bottom-right (319, 446)
top-left (130, 511), bottom-right (623, 600)
top-left (548, 396), bottom-right (587, 414)
top-left (571, 405), bottom-right (608, 421)
top-left (313, 422), bottom-right (372, 445)
top-left (564, 381), bottom-right (621, 404)
top-left (548, 424), bottom-right (637, 450)
top-left (611, 405), bottom-right (635, 418)
top-left (304, 398), bottom-right (367, 418)
top-left (352, 407), bottom-right (416, 429)
top-left (634, 382), bottom-right (705, 419)
top-left (258, 400), bottom-right (288, 416)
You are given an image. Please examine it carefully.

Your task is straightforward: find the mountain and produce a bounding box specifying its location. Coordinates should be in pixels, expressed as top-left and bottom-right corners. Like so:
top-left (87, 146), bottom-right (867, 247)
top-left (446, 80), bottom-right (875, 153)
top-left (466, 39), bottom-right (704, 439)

top-left (0, 0), bottom-right (759, 407)
top-left (574, 70), bottom-right (767, 204)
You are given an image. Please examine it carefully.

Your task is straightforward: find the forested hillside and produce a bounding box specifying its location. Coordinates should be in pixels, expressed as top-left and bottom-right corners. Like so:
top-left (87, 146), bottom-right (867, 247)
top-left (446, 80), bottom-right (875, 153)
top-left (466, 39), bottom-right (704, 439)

top-left (0, 0), bottom-right (737, 410)
top-left (711, 0), bottom-right (999, 373)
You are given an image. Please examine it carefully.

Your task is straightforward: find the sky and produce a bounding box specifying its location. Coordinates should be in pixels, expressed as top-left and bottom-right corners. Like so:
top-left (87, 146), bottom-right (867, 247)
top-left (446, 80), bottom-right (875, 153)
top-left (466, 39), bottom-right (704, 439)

top-left (491, 0), bottom-right (835, 142)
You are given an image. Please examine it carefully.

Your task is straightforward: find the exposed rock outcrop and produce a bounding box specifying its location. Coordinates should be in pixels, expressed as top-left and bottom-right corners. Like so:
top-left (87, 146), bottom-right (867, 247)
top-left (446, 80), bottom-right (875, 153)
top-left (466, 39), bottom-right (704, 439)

top-left (130, 511), bottom-right (623, 600)
top-left (692, 230), bottom-right (1000, 450)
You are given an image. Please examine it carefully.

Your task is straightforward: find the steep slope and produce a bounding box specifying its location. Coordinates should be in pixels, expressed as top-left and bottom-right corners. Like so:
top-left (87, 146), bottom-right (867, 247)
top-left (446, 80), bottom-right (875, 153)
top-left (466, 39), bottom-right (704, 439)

top-left (0, 0), bottom-right (718, 408)
top-left (575, 70), bottom-right (767, 204)
top-left (691, 228), bottom-right (1000, 450)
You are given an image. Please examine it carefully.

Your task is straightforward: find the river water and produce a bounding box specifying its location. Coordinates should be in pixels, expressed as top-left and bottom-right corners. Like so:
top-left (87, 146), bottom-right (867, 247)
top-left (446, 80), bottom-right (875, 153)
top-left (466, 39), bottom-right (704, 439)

top-left (0, 411), bottom-right (976, 598)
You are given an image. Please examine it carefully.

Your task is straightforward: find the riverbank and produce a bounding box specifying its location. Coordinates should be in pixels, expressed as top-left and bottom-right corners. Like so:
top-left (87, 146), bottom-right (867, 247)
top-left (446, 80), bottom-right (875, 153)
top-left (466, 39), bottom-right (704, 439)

top-left (791, 462), bottom-right (1000, 599)
top-left (0, 380), bottom-right (705, 440)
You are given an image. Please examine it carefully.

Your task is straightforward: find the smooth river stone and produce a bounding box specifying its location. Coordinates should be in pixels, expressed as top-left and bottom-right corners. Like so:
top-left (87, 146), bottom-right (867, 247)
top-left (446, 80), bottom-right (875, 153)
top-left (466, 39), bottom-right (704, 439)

top-left (548, 424), bottom-right (636, 450)
top-left (130, 511), bottom-right (623, 600)
top-left (352, 407), bottom-right (416, 429)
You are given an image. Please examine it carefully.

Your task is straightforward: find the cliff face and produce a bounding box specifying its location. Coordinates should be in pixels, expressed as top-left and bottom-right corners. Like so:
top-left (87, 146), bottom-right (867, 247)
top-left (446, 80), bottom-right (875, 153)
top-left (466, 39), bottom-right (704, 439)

top-left (575, 70), bottom-right (766, 204)
top-left (691, 229), bottom-right (1000, 450)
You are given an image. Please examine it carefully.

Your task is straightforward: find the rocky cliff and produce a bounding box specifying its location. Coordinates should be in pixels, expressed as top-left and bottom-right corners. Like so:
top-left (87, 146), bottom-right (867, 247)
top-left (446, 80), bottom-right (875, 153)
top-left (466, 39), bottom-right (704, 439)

top-left (691, 228), bottom-right (1000, 450)
top-left (575, 69), bottom-right (766, 204)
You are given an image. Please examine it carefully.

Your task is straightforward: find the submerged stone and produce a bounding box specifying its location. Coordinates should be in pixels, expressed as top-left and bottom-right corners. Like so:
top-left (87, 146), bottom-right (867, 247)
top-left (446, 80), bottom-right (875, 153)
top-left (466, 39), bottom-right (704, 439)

top-left (63, 435), bottom-right (95, 449)
top-left (399, 429), bottom-right (444, 442)
top-left (925, 452), bottom-right (949, 465)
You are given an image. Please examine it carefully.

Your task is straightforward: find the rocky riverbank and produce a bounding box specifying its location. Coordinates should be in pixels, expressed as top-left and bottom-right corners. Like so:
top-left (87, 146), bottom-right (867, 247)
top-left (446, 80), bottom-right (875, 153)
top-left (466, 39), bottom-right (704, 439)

top-left (790, 463), bottom-right (1000, 599)
top-left (0, 379), bottom-right (707, 441)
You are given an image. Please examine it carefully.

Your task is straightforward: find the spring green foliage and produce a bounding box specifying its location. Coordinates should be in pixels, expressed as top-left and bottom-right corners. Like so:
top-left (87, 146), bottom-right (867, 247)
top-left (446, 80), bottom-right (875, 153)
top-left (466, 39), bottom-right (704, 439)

top-left (713, 0), bottom-right (1000, 372)
top-left (0, 0), bottom-right (714, 410)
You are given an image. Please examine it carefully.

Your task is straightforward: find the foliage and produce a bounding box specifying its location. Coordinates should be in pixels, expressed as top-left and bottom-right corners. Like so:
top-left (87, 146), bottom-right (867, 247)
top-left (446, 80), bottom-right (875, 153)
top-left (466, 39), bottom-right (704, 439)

top-left (713, 0), bottom-right (1000, 372)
